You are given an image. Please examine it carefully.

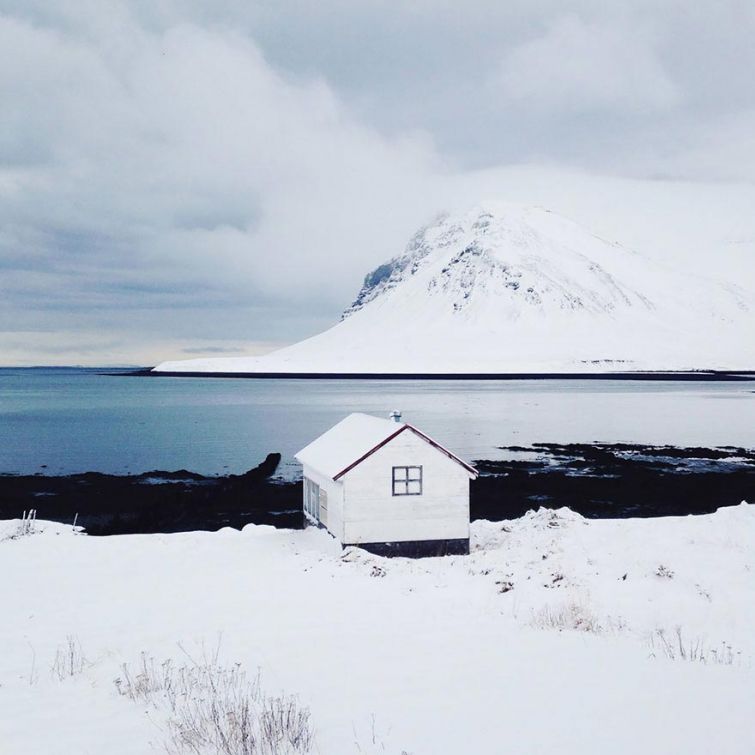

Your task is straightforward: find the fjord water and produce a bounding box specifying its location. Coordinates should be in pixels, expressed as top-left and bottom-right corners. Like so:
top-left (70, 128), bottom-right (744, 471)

top-left (0, 368), bottom-right (753, 480)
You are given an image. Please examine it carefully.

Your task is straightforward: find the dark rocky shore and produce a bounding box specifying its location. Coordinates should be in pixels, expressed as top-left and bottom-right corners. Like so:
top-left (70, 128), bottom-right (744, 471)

top-left (473, 443), bottom-right (754, 520)
top-left (0, 444), bottom-right (752, 536)
top-left (0, 454), bottom-right (300, 536)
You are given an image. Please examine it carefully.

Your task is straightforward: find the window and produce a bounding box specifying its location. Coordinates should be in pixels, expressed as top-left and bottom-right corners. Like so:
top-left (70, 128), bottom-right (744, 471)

top-left (392, 466), bottom-right (422, 496)
top-left (304, 478), bottom-right (320, 520)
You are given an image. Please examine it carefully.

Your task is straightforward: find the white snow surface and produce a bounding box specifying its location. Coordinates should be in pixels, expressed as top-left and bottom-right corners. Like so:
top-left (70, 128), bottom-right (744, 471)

top-left (295, 412), bottom-right (403, 479)
top-left (2, 504), bottom-right (754, 754)
top-left (155, 203), bottom-right (755, 374)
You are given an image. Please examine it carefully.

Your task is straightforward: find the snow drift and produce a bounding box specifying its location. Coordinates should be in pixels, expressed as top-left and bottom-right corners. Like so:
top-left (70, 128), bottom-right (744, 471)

top-left (155, 203), bottom-right (755, 374)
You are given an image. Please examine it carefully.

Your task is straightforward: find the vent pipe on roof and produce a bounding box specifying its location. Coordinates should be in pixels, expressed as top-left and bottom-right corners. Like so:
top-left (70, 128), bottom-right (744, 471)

top-left (389, 410), bottom-right (402, 423)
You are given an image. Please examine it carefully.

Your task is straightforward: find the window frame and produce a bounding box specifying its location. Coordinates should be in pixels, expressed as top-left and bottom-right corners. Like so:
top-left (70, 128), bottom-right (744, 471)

top-left (304, 477), bottom-right (320, 520)
top-left (392, 465), bottom-right (423, 496)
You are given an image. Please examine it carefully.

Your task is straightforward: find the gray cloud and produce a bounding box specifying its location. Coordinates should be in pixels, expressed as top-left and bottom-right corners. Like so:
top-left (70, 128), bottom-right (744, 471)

top-left (495, 14), bottom-right (681, 114)
top-left (0, 1), bottom-right (753, 365)
top-left (181, 346), bottom-right (245, 354)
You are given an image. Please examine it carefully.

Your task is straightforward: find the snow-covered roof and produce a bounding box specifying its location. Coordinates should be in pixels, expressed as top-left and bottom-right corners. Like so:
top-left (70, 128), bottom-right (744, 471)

top-left (295, 412), bottom-right (477, 480)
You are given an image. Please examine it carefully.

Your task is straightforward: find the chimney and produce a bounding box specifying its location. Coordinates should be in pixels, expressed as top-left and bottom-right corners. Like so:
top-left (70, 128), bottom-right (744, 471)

top-left (389, 410), bottom-right (402, 423)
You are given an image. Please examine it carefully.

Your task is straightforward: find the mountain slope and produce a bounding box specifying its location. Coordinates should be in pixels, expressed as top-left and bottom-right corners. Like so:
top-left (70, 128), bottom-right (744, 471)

top-left (155, 203), bottom-right (755, 374)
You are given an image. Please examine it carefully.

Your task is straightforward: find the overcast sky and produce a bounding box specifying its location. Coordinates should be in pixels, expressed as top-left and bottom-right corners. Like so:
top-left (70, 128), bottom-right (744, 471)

top-left (2, 1), bottom-right (754, 365)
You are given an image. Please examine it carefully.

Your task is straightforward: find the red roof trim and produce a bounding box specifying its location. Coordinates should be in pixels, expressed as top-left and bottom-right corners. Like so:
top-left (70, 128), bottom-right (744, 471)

top-left (404, 425), bottom-right (478, 477)
top-left (332, 424), bottom-right (478, 481)
top-left (332, 425), bottom-right (408, 480)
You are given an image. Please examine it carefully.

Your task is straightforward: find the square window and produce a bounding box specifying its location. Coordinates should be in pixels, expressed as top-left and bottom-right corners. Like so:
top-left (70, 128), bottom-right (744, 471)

top-left (392, 466), bottom-right (422, 496)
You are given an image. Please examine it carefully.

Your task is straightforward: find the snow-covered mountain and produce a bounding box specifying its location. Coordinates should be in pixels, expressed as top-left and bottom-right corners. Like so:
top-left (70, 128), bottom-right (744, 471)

top-left (155, 202), bottom-right (754, 374)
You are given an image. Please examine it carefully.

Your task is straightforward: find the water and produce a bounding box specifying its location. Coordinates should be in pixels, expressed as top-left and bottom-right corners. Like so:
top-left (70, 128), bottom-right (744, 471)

top-left (0, 368), bottom-right (753, 479)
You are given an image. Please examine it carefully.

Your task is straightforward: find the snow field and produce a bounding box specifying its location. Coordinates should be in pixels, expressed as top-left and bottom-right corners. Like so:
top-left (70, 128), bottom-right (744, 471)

top-left (0, 504), bottom-right (753, 754)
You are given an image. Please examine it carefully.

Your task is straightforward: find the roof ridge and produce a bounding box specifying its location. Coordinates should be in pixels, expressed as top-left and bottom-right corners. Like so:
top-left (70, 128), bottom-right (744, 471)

top-left (295, 413), bottom-right (477, 481)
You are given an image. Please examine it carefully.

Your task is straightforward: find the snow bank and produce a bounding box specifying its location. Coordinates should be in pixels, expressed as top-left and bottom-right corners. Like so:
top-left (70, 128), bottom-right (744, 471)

top-left (0, 516), bottom-right (83, 541)
top-left (1, 504), bottom-right (753, 753)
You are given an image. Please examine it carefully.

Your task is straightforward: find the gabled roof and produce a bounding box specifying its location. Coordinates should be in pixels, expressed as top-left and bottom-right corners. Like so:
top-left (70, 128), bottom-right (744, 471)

top-left (294, 412), bottom-right (478, 481)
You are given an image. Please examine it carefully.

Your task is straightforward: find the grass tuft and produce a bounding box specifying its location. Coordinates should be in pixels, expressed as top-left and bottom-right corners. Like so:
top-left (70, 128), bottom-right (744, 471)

top-left (648, 627), bottom-right (740, 665)
top-left (115, 651), bottom-right (314, 754)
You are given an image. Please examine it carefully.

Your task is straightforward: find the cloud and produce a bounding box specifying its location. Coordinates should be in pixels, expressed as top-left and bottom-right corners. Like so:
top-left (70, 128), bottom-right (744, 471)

top-left (0, 9), bottom-right (445, 349)
top-left (0, 2), bottom-right (753, 365)
top-left (181, 346), bottom-right (245, 354)
top-left (0, 329), bottom-right (284, 367)
top-left (665, 109), bottom-right (755, 182)
top-left (495, 14), bottom-right (680, 114)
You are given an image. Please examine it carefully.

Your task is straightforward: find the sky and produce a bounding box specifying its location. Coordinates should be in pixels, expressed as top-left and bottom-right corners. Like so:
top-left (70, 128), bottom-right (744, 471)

top-left (1, 0), bottom-right (754, 366)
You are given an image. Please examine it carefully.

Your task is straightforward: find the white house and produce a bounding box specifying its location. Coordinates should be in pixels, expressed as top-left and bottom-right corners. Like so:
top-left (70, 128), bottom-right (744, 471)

top-left (294, 412), bottom-right (477, 556)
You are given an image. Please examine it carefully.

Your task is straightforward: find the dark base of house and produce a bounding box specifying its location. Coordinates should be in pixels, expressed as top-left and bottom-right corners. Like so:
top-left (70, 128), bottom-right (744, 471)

top-left (345, 538), bottom-right (470, 558)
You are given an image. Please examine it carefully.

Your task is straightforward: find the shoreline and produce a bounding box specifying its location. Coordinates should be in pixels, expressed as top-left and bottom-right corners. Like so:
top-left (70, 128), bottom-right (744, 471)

top-left (2, 442), bottom-right (751, 536)
top-left (122, 368), bottom-right (755, 381)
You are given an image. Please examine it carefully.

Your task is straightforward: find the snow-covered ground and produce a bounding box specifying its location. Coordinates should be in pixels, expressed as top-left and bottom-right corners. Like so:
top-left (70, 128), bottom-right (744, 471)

top-left (1, 505), bottom-right (754, 754)
top-left (155, 203), bottom-right (755, 374)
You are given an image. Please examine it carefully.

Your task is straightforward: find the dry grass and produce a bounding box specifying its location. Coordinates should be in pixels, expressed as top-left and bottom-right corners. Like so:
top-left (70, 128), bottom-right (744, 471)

top-left (649, 627), bottom-right (740, 665)
top-left (115, 651), bottom-right (314, 754)
top-left (3, 510), bottom-right (38, 541)
top-left (530, 602), bottom-right (604, 633)
top-left (51, 635), bottom-right (87, 680)
top-left (530, 602), bottom-right (626, 634)
top-left (352, 713), bottom-right (411, 755)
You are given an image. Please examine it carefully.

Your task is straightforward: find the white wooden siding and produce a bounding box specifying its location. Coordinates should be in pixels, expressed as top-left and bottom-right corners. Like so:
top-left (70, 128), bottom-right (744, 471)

top-left (340, 430), bottom-right (471, 544)
top-left (302, 464), bottom-right (345, 541)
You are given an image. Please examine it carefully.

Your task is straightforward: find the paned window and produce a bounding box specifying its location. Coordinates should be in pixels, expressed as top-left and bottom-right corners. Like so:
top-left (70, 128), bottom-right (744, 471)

top-left (304, 478), bottom-right (320, 519)
top-left (392, 466), bottom-right (423, 496)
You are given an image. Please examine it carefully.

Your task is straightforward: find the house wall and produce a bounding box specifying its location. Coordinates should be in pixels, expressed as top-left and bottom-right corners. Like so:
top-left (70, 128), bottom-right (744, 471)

top-left (301, 463), bottom-right (345, 542)
top-left (340, 430), bottom-right (471, 545)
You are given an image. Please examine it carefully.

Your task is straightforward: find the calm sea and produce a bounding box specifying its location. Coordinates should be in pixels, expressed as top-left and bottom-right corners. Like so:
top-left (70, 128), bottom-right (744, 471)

top-left (0, 368), bottom-right (753, 479)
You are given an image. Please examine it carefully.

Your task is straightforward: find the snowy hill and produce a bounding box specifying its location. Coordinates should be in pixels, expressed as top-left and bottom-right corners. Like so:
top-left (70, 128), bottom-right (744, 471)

top-left (155, 203), bottom-right (755, 374)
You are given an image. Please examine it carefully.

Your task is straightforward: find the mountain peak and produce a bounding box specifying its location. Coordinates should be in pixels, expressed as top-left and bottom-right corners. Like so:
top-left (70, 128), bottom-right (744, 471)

top-left (155, 202), bottom-right (754, 374)
top-left (343, 203), bottom-right (651, 320)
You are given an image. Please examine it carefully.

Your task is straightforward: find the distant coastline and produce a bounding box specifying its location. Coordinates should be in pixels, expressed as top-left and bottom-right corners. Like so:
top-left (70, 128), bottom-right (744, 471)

top-left (127, 368), bottom-right (755, 381)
